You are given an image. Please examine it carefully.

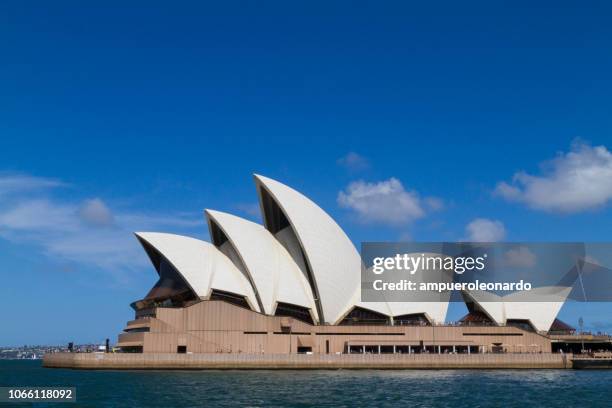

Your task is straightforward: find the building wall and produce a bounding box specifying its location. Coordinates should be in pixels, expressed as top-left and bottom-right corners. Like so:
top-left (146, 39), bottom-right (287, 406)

top-left (118, 300), bottom-right (552, 354)
top-left (44, 352), bottom-right (571, 370)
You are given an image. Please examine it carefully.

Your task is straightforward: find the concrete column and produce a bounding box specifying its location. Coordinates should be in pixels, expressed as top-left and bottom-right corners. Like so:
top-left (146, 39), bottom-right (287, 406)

top-left (393, 345), bottom-right (396, 354)
top-left (438, 346), bottom-right (441, 354)
top-left (408, 345), bottom-right (411, 354)
top-left (362, 346), bottom-right (366, 355)
top-left (468, 346), bottom-right (471, 355)
top-left (377, 345), bottom-right (381, 354)
top-left (453, 345), bottom-right (456, 354)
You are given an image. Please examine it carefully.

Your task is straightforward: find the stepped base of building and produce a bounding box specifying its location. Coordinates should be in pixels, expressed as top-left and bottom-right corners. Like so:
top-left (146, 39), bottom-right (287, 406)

top-left (572, 356), bottom-right (612, 369)
top-left (43, 352), bottom-right (572, 370)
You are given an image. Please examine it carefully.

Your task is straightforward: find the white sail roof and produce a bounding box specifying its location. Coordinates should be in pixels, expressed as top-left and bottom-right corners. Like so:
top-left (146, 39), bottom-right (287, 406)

top-left (134, 175), bottom-right (572, 330)
top-left (135, 232), bottom-right (260, 312)
top-left (463, 286), bottom-right (572, 331)
top-left (503, 287), bottom-right (572, 332)
top-left (205, 210), bottom-right (319, 322)
top-left (255, 174), bottom-right (371, 324)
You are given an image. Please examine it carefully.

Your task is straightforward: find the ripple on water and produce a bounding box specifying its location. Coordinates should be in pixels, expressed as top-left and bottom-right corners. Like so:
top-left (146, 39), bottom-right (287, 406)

top-left (1, 361), bottom-right (611, 407)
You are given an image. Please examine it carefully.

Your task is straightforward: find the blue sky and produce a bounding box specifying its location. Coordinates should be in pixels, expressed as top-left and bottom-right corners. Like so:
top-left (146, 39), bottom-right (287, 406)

top-left (1, 1), bottom-right (612, 345)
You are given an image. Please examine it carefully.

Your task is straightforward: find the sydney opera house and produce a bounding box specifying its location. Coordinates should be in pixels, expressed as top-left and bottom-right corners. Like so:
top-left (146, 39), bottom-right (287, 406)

top-left (117, 175), bottom-right (573, 355)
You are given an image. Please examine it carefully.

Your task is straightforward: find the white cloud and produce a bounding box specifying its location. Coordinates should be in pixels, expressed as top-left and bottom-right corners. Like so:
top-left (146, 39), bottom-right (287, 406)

top-left (424, 197), bottom-right (444, 211)
top-left (42, 229), bottom-right (148, 271)
top-left (114, 213), bottom-right (201, 229)
top-left (337, 178), bottom-right (425, 225)
top-left (502, 246), bottom-right (537, 268)
top-left (234, 202), bottom-right (262, 218)
top-left (337, 152), bottom-right (370, 172)
top-left (0, 174), bottom-right (67, 196)
top-left (465, 218), bottom-right (506, 242)
top-left (494, 141), bottom-right (612, 213)
top-left (0, 173), bottom-right (202, 276)
top-left (79, 198), bottom-right (114, 227)
top-left (0, 199), bottom-right (79, 231)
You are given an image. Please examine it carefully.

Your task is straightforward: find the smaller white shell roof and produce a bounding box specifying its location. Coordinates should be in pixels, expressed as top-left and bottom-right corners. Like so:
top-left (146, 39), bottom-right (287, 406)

top-left (462, 290), bottom-right (505, 324)
top-left (463, 286), bottom-right (572, 331)
top-left (135, 232), bottom-right (260, 312)
top-left (205, 210), bottom-right (319, 321)
top-left (503, 286), bottom-right (572, 332)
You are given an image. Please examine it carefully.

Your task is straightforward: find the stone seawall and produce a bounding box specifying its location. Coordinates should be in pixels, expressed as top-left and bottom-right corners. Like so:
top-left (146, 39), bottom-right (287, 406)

top-left (572, 357), bottom-right (612, 369)
top-left (43, 352), bottom-right (571, 370)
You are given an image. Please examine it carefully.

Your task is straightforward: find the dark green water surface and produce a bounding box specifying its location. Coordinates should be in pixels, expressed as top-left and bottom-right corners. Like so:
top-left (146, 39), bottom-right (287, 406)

top-left (1, 360), bottom-right (610, 407)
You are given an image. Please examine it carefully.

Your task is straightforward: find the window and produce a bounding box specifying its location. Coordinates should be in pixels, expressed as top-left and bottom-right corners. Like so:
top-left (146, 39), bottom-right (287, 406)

top-left (339, 307), bottom-right (390, 326)
top-left (210, 289), bottom-right (251, 309)
top-left (459, 311), bottom-right (495, 326)
top-left (394, 313), bottom-right (430, 326)
top-left (275, 302), bottom-right (314, 325)
top-left (177, 346), bottom-right (187, 354)
top-left (209, 220), bottom-right (229, 246)
top-left (121, 346), bottom-right (143, 353)
top-left (506, 319), bottom-right (536, 332)
top-left (124, 327), bottom-right (150, 333)
top-left (260, 188), bottom-right (290, 233)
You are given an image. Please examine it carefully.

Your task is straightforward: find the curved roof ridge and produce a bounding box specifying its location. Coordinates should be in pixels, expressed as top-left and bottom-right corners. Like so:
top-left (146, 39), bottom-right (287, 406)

top-left (135, 231), bottom-right (260, 312)
top-left (205, 210), bottom-right (319, 322)
top-left (463, 286), bottom-right (572, 331)
top-left (254, 174), bottom-right (362, 324)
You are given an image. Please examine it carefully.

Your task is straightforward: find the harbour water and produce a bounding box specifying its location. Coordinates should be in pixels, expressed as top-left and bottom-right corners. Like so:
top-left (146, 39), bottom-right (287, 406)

top-left (1, 360), bottom-right (611, 407)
